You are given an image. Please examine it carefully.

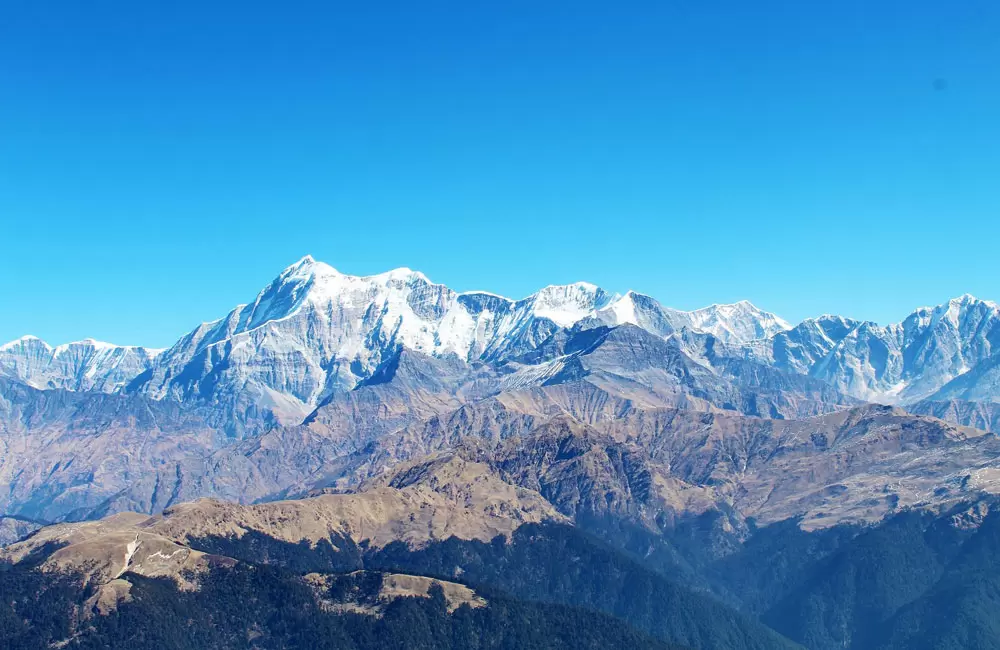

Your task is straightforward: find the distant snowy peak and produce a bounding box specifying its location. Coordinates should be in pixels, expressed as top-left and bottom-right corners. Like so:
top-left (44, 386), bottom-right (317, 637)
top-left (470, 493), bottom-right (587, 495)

top-left (684, 300), bottom-right (793, 343)
top-left (530, 282), bottom-right (615, 328)
top-left (903, 294), bottom-right (1000, 340)
top-left (121, 257), bottom-right (798, 433)
top-left (230, 256), bottom-right (423, 326)
top-left (910, 293), bottom-right (996, 318)
top-left (0, 336), bottom-right (162, 393)
top-left (235, 255), bottom-right (434, 332)
top-left (596, 291), bottom-right (673, 338)
top-left (595, 292), bottom-right (790, 345)
top-left (745, 295), bottom-right (1000, 404)
top-left (0, 335), bottom-right (47, 353)
top-left (0, 335), bottom-right (162, 360)
top-left (169, 257), bottom-right (788, 356)
top-left (276, 257), bottom-right (616, 331)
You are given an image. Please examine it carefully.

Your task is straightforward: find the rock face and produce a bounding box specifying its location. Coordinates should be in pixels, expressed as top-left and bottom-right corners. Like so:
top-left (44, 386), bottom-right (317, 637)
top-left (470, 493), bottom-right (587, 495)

top-left (743, 295), bottom-right (1000, 403)
top-left (320, 390), bottom-right (1000, 532)
top-left (928, 350), bottom-right (1000, 403)
top-left (0, 336), bottom-right (161, 393)
top-left (128, 258), bottom-right (645, 433)
top-left (0, 377), bottom-right (225, 522)
top-left (0, 516), bottom-right (40, 547)
top-left (909, 398), bottom-right (1000, 433)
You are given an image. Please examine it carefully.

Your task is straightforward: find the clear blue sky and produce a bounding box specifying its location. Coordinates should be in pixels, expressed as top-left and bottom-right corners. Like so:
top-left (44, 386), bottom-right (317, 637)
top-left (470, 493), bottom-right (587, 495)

top-left (2, 0), bottom-right (998, 347)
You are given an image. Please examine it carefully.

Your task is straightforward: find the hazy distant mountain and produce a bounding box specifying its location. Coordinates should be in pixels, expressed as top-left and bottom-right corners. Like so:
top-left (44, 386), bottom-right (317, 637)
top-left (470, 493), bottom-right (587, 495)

top-left (908, 398), bottom-right (1000, 433)
top-left (0, 335), bottom-right (161, 392)
top-left (742, 295), bottom-right (1000, 403)
top-left (0, 515), bottom-right (40, 547)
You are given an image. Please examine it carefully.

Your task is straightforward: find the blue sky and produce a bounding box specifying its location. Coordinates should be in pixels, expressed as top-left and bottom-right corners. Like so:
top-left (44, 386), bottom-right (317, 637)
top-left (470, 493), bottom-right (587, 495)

top-left (2, 0), bottom-right (998, 347)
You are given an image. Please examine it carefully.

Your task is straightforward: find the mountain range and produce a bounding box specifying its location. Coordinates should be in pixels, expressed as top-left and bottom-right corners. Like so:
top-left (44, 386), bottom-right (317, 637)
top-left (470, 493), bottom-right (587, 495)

top-left (6, 257), bottom-right (999, 422)
top-left (5, 256), bottom-right (1000, 649)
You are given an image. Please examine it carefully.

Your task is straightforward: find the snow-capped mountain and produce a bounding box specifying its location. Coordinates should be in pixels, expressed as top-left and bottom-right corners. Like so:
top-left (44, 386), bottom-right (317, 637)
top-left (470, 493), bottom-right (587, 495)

top-left (743, 294), bottom-right (1000, 403)
top-left (8, 255), bottom-right (998, 431)
top-left (127, 258), bottom-right (602, 423)
top-left (593, 291), bottom-right (791, 344)
top-left (671, 300), bottom-right (792, 344)
top-left (0, 336), bottom-right (162, 393)
top-left (113, 256), bottom-right (788, 432)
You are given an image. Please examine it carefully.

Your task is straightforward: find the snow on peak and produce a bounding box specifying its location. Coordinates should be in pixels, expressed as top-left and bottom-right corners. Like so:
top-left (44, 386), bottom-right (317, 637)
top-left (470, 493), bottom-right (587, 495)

top-left (282, 255), bottom-right (339, 281)
top-left (236, 257), bottom-right (342, 331)
top-left (0, 335), bottom-right (50, 352)
top-left (530, 282), bottom-right (615, 328)
top-left (943, 294), bottom-right (997, 314)
top-left (177, 258), bottom-right (797, 354)
top-left (606, 290), bottom-right (640, 326)
top-left (942, 293), bottom-right (986, 307)
top-left (901, 294), bottom-right (999, 333)
top-left (14, 253), bottom-right (1000, 422)
top-left (58, 338), bottom-right (118, 352)
top-left (0, 336), bottom-right (161, 392)
top-left (254, 259), bottom-right (434, 325)
top-left (374, 267), bottom-right (432, 285)
top-left (912, 294), bottom-right (993, 316)
top-left (662, 301), bottom-right (787, 344)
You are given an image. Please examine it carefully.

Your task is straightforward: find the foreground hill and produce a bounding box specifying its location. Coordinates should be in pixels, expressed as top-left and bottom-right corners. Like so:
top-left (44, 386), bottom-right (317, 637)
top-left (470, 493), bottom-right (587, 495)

top-left (13, 450), bottom-right (1000, 648)
top-left (2, 457), bottom-right (796, 650)
top-left (0, 559), bottom-right (684, 650)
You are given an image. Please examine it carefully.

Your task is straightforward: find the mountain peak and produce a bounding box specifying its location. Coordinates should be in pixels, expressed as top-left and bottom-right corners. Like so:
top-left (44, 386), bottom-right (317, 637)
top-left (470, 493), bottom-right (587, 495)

top-left (910, 294), bottom-right (995, 317)
top-left (535, 281), bottom-right (603, 296)
top-left (63, 338), bottom-right (118, 350)
top-left (280, 254), bottom-right (339, 279)
top-left (696, 299), bottom-right (775, 315)
top-left (0, 335), bottom-right (160, 393)
top-left (376, 267), bottom-right (431, 284)
top-left (531, 282), bottom-right (614, 328)
top-left (685, 300), bottom-right (792, 343)
top-left (0, 335), bottom-right (49, 352)
top-left (946, 293), bottom-right (991, 308)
